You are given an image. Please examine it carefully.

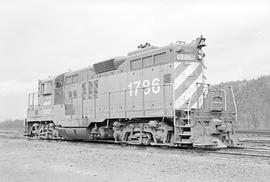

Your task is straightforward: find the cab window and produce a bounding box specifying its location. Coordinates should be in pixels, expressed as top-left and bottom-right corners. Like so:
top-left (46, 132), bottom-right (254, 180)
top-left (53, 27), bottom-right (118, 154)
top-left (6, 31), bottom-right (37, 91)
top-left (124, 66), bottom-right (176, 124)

top-left (65, 74), bottom-right (79, 84)
top-left (41, 81), bottom-right (52, 95)
top-left (72, 74), bottom-right (79, 83)
top-left (65, 76), bottom-right (72, 84)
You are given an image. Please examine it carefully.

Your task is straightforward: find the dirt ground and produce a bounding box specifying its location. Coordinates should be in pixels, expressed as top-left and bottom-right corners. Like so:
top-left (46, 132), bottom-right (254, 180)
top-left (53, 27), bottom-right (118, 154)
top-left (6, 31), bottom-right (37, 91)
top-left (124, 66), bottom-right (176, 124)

top-left (0, 130), bottom-right (270, 182)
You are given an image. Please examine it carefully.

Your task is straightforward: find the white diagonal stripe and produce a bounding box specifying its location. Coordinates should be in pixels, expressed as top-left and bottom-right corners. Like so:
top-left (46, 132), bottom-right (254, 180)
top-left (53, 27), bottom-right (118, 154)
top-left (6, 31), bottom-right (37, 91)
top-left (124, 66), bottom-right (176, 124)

top-left (175, 73), bottom-right (203, 108)
top-left (174, 62), bottom-right (199, 90)
top-left (191, 94), bottom-right (203, 109)
top-left (174, 62), bottom-right (181, 69)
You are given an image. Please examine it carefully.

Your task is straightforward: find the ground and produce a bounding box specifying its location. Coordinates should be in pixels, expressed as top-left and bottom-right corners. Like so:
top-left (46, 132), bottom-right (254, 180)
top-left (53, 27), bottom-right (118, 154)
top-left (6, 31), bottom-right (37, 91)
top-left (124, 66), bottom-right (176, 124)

top-left (0, 130), bottom-right (270, 182)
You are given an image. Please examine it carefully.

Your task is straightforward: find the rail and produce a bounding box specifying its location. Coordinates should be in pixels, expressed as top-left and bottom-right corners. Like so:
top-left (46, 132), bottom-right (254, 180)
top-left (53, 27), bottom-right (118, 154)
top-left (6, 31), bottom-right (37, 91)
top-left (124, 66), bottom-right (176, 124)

top-left (236, 130), bottom-right (270, 135)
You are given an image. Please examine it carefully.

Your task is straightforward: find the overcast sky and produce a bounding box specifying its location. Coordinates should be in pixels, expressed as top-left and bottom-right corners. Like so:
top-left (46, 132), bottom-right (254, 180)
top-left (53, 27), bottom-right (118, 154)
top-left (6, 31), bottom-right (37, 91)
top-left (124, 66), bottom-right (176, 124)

top-left (0, 0), bottom-right (269, 121)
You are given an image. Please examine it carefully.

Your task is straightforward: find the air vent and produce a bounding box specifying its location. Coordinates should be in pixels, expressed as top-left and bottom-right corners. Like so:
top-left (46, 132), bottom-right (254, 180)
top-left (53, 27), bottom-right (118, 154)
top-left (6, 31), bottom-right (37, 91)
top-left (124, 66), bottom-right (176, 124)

top-left (93, 59), bottom-right (116, 74)
top-left (163, 74), bottom-right (172, 84)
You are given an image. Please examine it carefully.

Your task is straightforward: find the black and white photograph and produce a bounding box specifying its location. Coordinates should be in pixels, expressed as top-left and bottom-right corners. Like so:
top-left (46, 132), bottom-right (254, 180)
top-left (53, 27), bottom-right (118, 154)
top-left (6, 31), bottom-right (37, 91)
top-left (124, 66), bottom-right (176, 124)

top-left (0, 0), bottom-right (270, 181)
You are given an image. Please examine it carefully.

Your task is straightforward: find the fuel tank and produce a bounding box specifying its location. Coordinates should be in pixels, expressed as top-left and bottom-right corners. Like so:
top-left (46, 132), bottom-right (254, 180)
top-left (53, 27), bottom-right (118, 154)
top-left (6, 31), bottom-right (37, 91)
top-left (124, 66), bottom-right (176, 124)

top-left (57, 127), bottom-right (114, 141)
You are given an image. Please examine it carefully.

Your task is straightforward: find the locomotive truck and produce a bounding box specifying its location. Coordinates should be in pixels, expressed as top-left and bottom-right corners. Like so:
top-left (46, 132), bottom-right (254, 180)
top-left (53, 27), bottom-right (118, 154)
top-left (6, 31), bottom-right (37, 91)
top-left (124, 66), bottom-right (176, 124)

top-left (25, 36), bottom-right (238, 148)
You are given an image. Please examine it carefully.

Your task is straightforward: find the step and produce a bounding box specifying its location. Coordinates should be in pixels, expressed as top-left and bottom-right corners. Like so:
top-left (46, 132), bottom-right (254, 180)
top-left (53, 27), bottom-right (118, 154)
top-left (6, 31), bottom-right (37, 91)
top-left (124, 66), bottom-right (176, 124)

top-left (179, 132), bottom-right (192, 136)
top-left (179, 124), bottom-right (191, 128)
top-left (174, 125), bottom-right (191, 128)
top-left (181, 118), bottom-right (190, 121)
top-left (150, 143), bottom-right (174, 147)
top-left (176, 141), bottom-right (193, 145)
top-left (211, 132), bottom-right (222, 135)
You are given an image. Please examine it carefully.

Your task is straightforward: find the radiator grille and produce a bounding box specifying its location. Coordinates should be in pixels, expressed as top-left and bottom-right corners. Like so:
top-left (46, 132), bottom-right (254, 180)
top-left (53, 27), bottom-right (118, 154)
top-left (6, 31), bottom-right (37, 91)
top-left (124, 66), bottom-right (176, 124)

top-left (93, 59), bottom-right (116, 74)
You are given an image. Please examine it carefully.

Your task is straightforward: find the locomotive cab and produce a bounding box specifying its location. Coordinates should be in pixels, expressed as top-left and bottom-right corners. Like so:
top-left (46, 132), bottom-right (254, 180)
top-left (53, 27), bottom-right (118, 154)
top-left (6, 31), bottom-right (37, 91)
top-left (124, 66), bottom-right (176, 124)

top-left (27, 78), bottom-right (54, 121)
top-left (25, 77), bottom-right (61, 138)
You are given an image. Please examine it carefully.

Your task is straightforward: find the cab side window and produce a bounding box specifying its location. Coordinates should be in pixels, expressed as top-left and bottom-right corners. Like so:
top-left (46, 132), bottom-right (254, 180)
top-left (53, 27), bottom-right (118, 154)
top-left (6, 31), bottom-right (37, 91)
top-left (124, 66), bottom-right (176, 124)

top-left (41, 81), bottom-right (52, 95)
top-left (65, 74), bottom-right (79, 85)
top-left (65, 76), bottom-right (72, 84)
top-left (72, 74), bottom-right (79, 83)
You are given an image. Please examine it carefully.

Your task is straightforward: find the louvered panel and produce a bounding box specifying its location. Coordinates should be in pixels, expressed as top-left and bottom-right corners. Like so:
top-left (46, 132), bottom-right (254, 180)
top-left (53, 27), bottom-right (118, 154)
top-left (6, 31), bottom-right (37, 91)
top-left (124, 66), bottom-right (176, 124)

top-left (163, 73), bottom-right (172, 84)
top-left (93, 59), bottom-right (116, 74)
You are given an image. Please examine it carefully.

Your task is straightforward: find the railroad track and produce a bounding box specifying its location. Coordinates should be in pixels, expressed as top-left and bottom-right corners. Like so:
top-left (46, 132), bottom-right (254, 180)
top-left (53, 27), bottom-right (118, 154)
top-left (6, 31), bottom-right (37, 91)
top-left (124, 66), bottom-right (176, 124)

top-left (236, 129), bottom-right (270, 135)
top-left (1, 130), bottom-right (270, 158)
top-left (208, 147), bottom-right (270, 158)
top-left (23, 136), bottom-right (270, 158)
top-left (208, 130), bottom-right (270, 158)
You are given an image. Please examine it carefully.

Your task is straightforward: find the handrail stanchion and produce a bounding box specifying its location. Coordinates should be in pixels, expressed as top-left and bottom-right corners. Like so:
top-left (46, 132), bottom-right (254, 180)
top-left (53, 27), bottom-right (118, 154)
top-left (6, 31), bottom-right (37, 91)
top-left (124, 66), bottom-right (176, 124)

top-left (124, 90), bottom-right (127, 118)
top-left (32, 93), bottom-right (34, 106)
top-left (28, 94), bottom-right (30, 107)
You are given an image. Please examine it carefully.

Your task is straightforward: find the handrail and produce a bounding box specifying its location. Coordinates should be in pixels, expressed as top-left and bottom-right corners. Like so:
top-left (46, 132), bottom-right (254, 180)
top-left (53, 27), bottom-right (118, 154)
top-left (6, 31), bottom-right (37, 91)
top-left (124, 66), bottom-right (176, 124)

top-left (187, 96), bottom-right (192, 124)
top-left (221, 89), bottom-right (227, 111)
top-left (28, 92), bottom-right (38, 107)
top-left (66, 83), bottom-right (175, 120)
top-left (230, 87), bottom-right (238, 123)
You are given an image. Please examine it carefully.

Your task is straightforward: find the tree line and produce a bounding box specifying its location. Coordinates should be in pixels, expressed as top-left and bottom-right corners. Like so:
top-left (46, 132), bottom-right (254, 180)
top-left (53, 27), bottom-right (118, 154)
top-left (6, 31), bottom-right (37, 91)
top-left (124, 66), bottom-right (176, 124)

top-left (220, 75), bottom-right (270, 129)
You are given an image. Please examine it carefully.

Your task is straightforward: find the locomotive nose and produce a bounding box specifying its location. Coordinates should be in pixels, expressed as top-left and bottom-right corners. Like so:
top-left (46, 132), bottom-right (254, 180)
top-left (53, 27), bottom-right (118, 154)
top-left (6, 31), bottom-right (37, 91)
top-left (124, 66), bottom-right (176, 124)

top-left (173, 61), bottom-right (204, 110)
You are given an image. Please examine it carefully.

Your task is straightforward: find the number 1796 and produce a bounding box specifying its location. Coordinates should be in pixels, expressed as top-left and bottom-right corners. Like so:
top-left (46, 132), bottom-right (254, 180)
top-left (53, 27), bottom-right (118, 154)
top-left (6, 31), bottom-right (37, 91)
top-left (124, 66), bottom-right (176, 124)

top-left (127, 78), bottom-right (160, 96)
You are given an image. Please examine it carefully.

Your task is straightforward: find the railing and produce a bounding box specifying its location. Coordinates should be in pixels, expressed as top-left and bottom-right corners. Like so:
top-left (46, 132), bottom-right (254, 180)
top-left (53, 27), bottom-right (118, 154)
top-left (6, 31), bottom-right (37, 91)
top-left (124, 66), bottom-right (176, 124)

top-left (69, 83), bottom-right (174, 120)
top-left (191, 83), bottom-right (238, 114)
top-left (28, 92), bottom-right (38, 108)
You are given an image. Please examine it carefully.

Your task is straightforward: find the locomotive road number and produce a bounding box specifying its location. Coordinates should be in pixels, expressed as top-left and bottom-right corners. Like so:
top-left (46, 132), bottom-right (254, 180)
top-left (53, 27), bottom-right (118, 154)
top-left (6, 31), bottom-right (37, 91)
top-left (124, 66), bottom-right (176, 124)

top-left (128, 78), bottom-right (160, 96)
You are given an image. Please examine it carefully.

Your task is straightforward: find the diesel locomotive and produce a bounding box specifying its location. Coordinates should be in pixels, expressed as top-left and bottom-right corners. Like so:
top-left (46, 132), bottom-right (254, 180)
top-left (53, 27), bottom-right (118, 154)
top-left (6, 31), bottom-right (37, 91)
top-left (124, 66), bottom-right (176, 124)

top-left (25, 36), bottom-right (238, 148)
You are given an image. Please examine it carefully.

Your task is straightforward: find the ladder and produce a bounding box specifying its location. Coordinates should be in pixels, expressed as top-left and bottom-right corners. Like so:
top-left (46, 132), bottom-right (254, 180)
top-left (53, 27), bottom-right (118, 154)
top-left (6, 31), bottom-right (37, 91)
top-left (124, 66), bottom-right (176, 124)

top-left (175, 110), bottom-right (193, 146)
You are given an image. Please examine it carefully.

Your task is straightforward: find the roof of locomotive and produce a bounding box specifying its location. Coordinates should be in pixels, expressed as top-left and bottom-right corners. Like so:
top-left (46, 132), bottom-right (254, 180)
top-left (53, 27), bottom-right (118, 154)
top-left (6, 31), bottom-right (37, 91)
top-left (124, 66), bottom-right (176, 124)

top-left (126, 41), bottom-right (198, 62)
top-left (90, 39), bottom-right (199, 69)
top-left (38, 38), bottom-right (201, 83)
